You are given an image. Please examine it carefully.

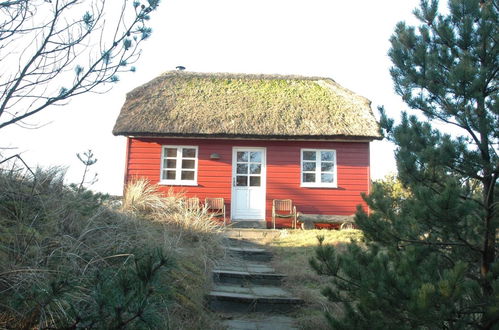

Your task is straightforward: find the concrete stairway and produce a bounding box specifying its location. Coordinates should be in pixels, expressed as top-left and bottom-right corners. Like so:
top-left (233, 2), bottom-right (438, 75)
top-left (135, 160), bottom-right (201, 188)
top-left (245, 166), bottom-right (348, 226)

top-left (208, 229), bottom-right (303, 329)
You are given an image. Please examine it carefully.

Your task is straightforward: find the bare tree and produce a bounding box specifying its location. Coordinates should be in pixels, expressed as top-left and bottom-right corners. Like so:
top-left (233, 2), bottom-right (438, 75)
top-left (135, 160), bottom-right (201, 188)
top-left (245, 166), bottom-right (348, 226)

top-left (0, 0), bottom-right (160, 130)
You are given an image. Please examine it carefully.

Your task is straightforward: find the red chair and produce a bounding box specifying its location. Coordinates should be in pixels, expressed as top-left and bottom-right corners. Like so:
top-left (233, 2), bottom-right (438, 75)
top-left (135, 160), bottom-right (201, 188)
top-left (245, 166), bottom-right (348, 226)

top-left (272, 199), bottom-right (297, 229)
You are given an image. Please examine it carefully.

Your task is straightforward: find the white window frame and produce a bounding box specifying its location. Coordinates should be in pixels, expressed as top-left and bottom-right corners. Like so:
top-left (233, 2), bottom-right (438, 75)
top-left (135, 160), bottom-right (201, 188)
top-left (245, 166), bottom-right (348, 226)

top-left (300, 149), bottom-right (337, 188)
top-left (160, 145), bottom-right (198, 186)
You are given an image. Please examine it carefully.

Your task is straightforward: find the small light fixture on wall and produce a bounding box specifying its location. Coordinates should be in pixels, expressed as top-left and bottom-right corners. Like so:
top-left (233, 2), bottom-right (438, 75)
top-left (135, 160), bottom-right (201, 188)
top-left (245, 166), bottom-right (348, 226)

top-left (210, 153), bottom-right (221, 160)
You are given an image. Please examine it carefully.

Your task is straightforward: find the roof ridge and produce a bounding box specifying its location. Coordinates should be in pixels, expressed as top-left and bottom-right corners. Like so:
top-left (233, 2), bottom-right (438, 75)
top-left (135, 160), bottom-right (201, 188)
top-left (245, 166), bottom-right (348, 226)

top-left (159, 70), bottom-right (335, 82)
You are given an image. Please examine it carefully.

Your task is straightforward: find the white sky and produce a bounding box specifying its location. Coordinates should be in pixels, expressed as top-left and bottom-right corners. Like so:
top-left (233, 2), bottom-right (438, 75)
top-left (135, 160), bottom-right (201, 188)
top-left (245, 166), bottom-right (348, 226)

top-left (1, 0), bottom-right (422, 195)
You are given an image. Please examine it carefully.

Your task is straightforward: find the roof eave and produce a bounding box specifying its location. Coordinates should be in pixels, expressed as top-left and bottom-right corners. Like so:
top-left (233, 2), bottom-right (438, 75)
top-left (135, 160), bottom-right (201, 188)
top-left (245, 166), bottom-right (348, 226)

top-left (112, 131), bottom-right (383, 142)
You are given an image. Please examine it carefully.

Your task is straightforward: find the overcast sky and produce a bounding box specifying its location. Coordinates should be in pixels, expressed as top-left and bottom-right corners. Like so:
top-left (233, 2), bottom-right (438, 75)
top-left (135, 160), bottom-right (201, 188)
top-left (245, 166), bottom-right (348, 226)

top-left (1, 0), bottom-right (422, 195)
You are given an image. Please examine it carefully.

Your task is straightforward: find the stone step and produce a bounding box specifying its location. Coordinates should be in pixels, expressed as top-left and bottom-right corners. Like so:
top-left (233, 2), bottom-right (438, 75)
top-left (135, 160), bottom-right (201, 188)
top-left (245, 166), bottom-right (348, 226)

top-left (208, 284), bottom-right (303, 313)
top-left (226, 237), bottom-right (264, 248)
top-left (229, 220), bottom-right (268, 229)
top-left (224, 228), bottom-right (282, 241)
top-left (220, 314), bottom-right (298, 330)
top-left (213, 269), bottom-right (286, 286)
top-left (227, 247), bottom-right (273, 262)
top-left (215, 262), bottom-right (277, 274)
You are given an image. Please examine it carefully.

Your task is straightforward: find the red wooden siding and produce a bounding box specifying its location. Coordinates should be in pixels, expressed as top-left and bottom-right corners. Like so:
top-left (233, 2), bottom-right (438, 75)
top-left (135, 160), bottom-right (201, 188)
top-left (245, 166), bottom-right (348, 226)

top-left (126, 137), bottom-right (370, 227)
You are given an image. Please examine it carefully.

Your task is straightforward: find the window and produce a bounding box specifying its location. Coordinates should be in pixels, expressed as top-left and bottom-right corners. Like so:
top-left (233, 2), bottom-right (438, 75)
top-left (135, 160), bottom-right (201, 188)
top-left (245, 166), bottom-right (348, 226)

top-left (160, 146), bottom-right (198, 185)
top-left (301, 149), bottom-right (337, 187)
top-left (235, 150), bottom-right (263, 187)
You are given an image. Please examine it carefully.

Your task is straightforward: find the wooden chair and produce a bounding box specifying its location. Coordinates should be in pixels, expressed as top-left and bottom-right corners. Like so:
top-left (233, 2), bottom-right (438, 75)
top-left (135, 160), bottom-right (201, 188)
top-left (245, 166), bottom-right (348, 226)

top-left (340, 222), bottom-right (355, 230)
top-left (205, 197), bottom-right (226, 225)
top-left (272, 199), bottom-right (297, 229)
top-left (185, 197), bottom-right (200, 211)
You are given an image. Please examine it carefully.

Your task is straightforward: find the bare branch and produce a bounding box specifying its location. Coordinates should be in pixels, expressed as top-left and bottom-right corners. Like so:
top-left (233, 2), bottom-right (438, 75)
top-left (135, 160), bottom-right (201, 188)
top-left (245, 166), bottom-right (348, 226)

top-left (0, 0), bottom-right (160, 130)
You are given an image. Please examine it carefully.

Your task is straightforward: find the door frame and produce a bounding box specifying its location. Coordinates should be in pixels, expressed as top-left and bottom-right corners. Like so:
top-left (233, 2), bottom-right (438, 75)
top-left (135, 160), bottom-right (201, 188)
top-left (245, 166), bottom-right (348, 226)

top-left (230, 146), bottom-right (267, 220)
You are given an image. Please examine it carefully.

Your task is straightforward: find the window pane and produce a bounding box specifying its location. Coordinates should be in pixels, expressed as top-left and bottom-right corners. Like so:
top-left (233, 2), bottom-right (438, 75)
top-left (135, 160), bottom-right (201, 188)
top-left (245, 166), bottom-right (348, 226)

top-left (166, 159), bottom-right (176, 169)
top-left (236, 176), bottom-right (248, 186)
top-left (321, 162), bottom-right (334, 172)
top-left (321, 173), bottom-right (334, 183)
top-left (303, 151), bottom-right (316, 161)
top-left (302, 161), bottom-right (316, 171)
top-left (237, 152), bottom-right (248, 162)
top-left (166, 148), bottom-right (177, 157)
top-left (250, 152), bottom-right (262, 163)
top-left (182, 148), bottom-right (196, 158)
top-left (321, 151), bottom-right (334, 161)
top-left (181, 171), bottom-right (194, 180)
top-left (303, 173), bottom-right (315, 183)
top-left (249, 176), bottom-right (261, 186)
top-left (237, 164), bottom-right (248, 174)
top-left (182, 159), bottom-right (195, 169)
top-left (164, 170), bottom-right (176, 180)
top-left (250, 164), bottom-right (261, 174)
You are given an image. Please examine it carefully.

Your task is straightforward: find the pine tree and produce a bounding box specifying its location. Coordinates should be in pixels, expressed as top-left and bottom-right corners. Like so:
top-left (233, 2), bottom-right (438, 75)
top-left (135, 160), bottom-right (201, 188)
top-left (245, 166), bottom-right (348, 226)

top-left (311, 0), bottom-right (498, 328)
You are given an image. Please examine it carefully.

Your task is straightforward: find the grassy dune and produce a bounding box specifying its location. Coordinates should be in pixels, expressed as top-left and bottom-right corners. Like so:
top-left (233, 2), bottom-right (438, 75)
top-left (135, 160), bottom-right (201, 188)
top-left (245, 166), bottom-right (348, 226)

top-left (0, 170), bottom-right (223, 329)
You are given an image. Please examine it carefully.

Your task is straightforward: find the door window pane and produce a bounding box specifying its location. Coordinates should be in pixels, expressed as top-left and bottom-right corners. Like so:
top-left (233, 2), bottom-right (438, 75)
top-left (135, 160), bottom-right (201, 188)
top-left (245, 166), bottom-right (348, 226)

top-left (249, 176), bottom-right (261, 187)
top-left (181, 171), bottom-right (195, 180)
top-left (182, 159), bottom-right (195, 169)
top-left (250, 152), bottom-right (262, 163)
top-left (236, 176), bottom-right (248, 186)
top-left (237, 164), bottom-right (248, 174)
top-left (237, 152), bottom-right (248, 162)
top-left (182, 148), bottom-right (196, 158)
top-left (250, 164), bottom-right (261, 174)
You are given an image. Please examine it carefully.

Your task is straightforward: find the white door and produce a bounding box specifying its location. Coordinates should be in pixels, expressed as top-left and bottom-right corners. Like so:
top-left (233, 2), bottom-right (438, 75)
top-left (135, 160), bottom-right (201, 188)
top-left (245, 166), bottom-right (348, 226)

top-left (231, 148), bottom-right (266, 220)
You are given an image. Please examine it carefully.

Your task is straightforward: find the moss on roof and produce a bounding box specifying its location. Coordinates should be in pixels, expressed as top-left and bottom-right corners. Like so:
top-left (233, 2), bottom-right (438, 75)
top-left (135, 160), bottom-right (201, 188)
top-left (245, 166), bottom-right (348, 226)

top-left (112, 71), bottom-right (381, 140)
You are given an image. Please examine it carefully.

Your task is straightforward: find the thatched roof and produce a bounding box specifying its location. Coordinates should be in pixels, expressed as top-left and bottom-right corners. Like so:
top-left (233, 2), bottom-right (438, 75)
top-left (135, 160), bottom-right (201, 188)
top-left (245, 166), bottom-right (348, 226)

top-left (112, 71), bottom-right (381, 140)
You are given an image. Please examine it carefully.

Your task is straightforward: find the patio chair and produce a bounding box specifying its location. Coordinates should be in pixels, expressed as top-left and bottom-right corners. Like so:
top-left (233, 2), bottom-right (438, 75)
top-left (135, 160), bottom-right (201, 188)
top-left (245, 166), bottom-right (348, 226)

top-left (185, 197), bottom-right (200, 211)
top-left (205, 197), bottom-right (226, 225)
top-left (340, 221), bottom-right (355, 230)
top-left (272, 199), bottom-right (297, 229)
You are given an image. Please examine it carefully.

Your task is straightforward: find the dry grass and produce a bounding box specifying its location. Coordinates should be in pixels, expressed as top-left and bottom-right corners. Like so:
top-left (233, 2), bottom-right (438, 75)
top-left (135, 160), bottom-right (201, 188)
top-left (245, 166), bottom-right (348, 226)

top-left (0, 171), bottom-right (223, 329)
top-left (122, 178), bottom-right (167, 213)
top-left (122, 179), bottom-right (224, 242)
top-left (266, 229), bottom-right (363, 329)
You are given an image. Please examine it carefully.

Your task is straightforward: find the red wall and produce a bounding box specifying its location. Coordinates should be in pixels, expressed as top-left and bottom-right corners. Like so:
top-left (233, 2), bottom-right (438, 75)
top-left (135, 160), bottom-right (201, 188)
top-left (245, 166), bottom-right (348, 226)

top-left (126, 137), bottom-right (370, 228)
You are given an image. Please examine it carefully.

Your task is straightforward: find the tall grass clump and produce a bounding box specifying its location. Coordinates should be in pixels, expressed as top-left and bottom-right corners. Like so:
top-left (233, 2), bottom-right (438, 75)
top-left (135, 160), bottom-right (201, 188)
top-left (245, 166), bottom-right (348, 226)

top-left (123, 179), bottom-right (224, 242)
top-left (0, 169), bottom-right (223, 329)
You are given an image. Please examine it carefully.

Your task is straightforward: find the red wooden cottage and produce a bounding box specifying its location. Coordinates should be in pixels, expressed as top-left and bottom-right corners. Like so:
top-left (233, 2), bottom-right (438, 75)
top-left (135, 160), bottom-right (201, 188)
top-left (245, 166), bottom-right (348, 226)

top-left (113, 71), bottom-right (381, 228)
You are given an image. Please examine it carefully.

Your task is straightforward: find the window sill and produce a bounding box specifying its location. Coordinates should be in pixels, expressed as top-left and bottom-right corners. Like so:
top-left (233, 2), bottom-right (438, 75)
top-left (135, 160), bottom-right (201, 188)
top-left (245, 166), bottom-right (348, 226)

top-left (159, 182), bottom-right (198, 186)
top-left (300, 184), bottom-right (338, 189)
